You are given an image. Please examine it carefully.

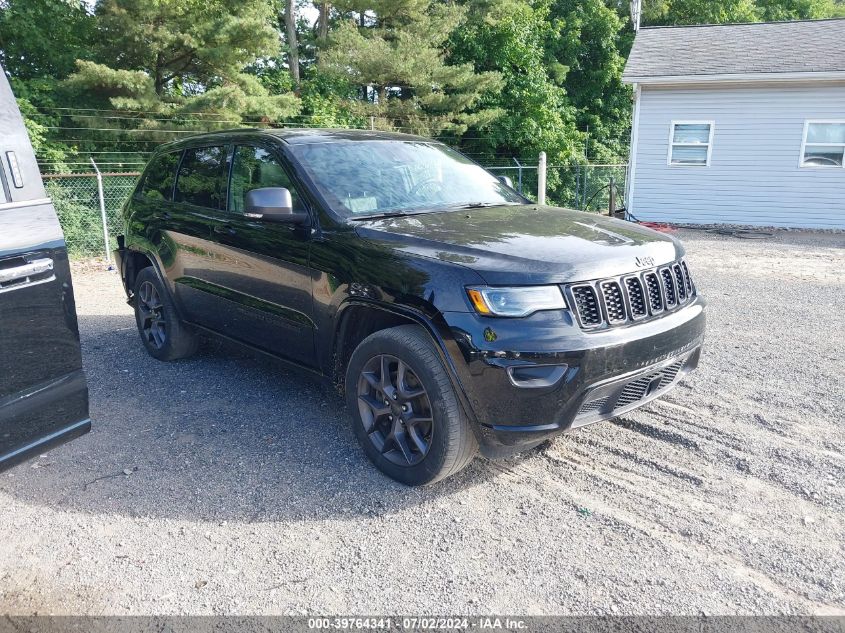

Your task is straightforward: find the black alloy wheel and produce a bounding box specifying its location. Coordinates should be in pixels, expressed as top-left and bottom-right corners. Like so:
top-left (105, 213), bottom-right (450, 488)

top-left (137, 280), bottom-right (166, 350)
top-left (357, 354), bottom-right (434, 466)
top-left (132, 266), bottom-right (198, 361)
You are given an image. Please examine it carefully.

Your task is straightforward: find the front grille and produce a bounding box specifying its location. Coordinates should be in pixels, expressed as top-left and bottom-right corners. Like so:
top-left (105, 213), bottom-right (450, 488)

top-left (571, 285), bottom-right (602, 327)
top-left (624, 276), bottom-right (648, 318)
top-left (660, 268), bottom-right (677, 307)
top-left (644, 272), bottom-right (663, 313)
top-left (577, 359), bottom-right (686, 418)
top-left (567, 259), bottom-right (695, 330)
top-left (681, 261), bottom-right (694, 296)
top-left (673, 264), bottom-right (687, 302)
top-left (600, 281), bottom-right (626, 323)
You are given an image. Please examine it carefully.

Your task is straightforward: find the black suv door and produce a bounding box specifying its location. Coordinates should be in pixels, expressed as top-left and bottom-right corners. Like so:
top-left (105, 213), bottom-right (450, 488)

top-left (203, 142), bottom-right (316, 366)
top-left (0, 67), bottom-right (90, 471)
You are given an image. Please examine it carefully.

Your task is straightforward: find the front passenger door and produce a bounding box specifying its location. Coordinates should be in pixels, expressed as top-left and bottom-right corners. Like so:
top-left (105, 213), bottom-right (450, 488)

top-left (204, 144), bottom-right (316, 367)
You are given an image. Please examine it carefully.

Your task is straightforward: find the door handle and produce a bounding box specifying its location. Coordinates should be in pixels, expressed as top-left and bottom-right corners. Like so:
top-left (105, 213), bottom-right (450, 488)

top-left (0, 257), bottom-right (55, 289)
top-left (214, 224), bottom-right (236, 236)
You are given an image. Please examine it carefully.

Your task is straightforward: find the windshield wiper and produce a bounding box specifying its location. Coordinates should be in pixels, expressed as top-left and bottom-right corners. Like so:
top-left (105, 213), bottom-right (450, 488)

top-left (450, 202), bottom-right (520, 209)
top-left (348, 211), bottom-right (417, 221)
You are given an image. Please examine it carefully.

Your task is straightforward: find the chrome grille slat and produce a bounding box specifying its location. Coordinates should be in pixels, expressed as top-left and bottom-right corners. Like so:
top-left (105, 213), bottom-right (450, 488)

top-left (623, 276), bottom-right (648, 319)
top-left (600, 280), bottom-right (627, 323)
top-left (660, 267), bottom-right (677, 308)
top-left (644, 271), bottom-right (664, 314)
top-left (681, 261), bottom-right (694, 296)
top-left (567, 259), bottom-right (695, 330)
top-left (672, 264), bottom-right (687, 303)
top-left (571, 284), bottom-right (602, 327)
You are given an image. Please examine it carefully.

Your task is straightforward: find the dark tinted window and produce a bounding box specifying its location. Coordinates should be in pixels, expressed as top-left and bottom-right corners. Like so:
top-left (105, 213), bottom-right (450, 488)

top-left (175, 146), bottom-right (227, 209)
top-left (229, 146), bottom-right (304, 213)
top-left (139, 151), bottom-right (180, 201)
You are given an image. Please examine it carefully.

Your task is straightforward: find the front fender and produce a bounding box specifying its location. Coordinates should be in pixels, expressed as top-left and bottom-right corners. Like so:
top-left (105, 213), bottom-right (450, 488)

top-left (330, 298), bottom-right (482, 429)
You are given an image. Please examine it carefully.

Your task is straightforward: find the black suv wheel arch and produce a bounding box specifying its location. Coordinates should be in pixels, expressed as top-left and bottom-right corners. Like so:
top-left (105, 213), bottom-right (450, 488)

top-left (331, 300), bottom-right (481, 431)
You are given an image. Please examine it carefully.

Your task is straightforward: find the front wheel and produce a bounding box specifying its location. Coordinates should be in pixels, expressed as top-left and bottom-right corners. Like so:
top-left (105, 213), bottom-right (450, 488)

top-left (133, 267), bottom-right (198, 361)
top-left (345, 325), bottom-right (477, 486)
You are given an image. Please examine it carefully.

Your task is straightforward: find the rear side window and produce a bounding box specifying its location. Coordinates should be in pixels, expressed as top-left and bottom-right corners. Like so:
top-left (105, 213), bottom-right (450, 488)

top-left (139, 151), bottom-right (180, 201)
top-left (174, 146), bottom-right (227, 209)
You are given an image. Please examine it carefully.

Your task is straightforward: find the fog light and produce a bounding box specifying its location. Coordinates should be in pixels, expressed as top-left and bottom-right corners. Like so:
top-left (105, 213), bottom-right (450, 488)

top-left (507, 364), bottom-right (568, 389)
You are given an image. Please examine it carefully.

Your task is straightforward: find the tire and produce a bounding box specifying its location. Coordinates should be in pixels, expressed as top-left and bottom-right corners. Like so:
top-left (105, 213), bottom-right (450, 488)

top-left (345, 325), bottom-right (477, 486)
top-left (132, 266), bottom-right (198, 361)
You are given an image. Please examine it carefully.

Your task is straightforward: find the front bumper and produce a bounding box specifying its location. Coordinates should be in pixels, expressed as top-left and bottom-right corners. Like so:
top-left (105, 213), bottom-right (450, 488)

top-left (441, 297), bottom-right (706, 458)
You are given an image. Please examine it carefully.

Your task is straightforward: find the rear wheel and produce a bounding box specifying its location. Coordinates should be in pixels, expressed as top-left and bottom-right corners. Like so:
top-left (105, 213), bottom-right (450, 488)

top-left (133, 267), bottom-right (198, 361)
top-left (346, 325), bottom-right (477, 486)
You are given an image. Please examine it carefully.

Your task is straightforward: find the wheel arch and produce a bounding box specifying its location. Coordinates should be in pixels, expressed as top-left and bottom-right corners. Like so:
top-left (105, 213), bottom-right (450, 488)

top-left (121, 249), bottom-right (156, 297)
top-left (331, 300), bottom-right (479, 427)
top-left (119, 247), bottom-right (190, 320)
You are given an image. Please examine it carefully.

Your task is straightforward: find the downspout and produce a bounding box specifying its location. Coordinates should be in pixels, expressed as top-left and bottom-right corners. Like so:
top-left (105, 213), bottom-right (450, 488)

top-left (625, 83), bottom-right (642, 220)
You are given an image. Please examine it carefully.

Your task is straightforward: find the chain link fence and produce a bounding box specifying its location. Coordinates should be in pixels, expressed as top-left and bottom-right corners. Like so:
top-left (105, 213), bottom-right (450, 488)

top-left (44, 172), bottom-right (140, 259)
top-left (551, 163), bottom-right (628, 213)
top-left (478, 161), bottom-right (627, 212)
top-left (44, 162), bottom-right (627, 260)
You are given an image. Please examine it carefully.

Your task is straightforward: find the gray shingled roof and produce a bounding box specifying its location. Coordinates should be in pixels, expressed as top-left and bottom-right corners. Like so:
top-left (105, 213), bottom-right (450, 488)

top-left (623, 19), bottom-right (845, 81)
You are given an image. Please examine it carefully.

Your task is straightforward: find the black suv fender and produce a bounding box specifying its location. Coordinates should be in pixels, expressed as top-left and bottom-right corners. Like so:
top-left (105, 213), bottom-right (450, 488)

top-left (115, 243), bottom-right (185, 315)
top-left (329, 298), bottom-right (482, 431)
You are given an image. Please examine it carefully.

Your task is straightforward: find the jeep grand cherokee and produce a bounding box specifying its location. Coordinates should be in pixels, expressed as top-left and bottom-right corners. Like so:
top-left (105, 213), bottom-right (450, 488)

top-left (115, 129), bottom-right (706, 486)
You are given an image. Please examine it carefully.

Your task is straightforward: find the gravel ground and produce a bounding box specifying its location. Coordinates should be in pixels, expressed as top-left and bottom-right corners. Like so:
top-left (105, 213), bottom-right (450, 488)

top-left (0, 229), bottom-right (843, 616)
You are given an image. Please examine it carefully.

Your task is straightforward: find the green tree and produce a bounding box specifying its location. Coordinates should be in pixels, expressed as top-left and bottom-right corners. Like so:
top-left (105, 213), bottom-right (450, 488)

top-left (63, 0), bottom-right (299, 122)
top-left (546, 0), bottom-right (630, 162)
top-left (319, 0), bottom-right (503, 135)
top-left (643, 0), bottom-right (758, 24)
top-left (449, 0), bottom-right (582, 203)
top-left (0, 0), bottom-right (95, 81)
top-left (0, 0), bottom-right (97, 164)
top-left (755, 0), bottom-right (840, 19)
top-left (450, 1), bottom-right (579, 157)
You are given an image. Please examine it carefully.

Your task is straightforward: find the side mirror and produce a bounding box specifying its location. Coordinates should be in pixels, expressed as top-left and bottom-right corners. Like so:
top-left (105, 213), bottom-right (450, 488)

top-left (244, 187), bottom-right (308, 224)
top-left (497, 175), bottom-right (514, 189)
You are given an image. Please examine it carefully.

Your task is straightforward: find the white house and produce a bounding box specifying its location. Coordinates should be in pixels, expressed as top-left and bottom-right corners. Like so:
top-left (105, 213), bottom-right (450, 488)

top-left (623, 19), bottom-right (845, 229)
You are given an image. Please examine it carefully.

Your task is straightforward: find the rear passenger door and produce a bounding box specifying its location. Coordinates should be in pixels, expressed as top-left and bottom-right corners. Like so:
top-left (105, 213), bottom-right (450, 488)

top-left (203, 143), bottom-right (316, 367)
top-left (166, 145), bottom-right (231, 327)
top-left (0, 66), bottom-right (89, 471)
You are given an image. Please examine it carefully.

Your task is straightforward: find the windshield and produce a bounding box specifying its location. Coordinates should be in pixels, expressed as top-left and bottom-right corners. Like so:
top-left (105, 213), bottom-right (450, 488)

top-left (288, 140), bottom-right (526, 218)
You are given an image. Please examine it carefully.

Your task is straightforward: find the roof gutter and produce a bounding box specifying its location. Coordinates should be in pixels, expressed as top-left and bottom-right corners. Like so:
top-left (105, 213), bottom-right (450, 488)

top-left (622, 70), bottom-right (845, 85)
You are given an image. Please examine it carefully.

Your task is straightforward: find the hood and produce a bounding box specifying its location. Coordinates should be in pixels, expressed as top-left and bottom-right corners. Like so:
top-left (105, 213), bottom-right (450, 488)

top-left (354, 205), bottom-right (683, 285)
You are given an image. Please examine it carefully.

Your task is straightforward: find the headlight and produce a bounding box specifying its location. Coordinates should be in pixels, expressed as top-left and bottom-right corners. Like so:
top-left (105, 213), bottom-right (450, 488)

top-left (466, 285), bottom-right (567, 317)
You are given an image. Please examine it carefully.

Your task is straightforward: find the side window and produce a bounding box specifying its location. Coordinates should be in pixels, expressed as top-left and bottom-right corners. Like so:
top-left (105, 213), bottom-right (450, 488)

top-left (174, 146), bottom-right (227, 209)
top-left (139, 151), bottom-right (180, 201)
top-left (229, 145), bottom-right (305, 213)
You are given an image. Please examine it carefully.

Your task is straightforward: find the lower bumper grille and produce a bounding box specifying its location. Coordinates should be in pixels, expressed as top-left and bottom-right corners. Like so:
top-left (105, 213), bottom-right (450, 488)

top-left (574, 350), bottom-right (698, 425)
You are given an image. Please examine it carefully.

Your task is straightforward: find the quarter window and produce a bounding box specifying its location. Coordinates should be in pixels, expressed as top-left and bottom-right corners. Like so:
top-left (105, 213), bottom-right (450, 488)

top-left (228, 146), bottom-right (304, 213)
top-left (668, 122), bottom-right (714, 167)
top-left (139, 151), bottom-right (180, 201)
top-left (801, 121), bottom-right (845, 168)
top-left (174, 146), bottom-right (228, 209)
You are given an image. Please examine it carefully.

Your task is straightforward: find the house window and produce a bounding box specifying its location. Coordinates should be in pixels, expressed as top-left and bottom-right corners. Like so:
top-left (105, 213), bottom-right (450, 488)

top-left (801, 121), bottom-right (845, 168)
top-left (668, 121), bottom-right (714, 166)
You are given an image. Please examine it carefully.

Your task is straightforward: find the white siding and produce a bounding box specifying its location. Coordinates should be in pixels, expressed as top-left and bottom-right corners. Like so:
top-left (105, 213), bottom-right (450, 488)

top-left (631, 83), bottom-right (845, 229)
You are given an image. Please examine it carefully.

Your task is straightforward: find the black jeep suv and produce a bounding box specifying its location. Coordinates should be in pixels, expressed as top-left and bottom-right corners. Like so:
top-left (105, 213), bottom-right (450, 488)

top-left (116, 129), bottom-right (705, 485)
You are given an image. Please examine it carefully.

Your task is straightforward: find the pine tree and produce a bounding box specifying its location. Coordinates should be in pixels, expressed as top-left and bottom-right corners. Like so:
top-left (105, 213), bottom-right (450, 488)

top-left (63, 0), bottom-right (300, 123)
top-left (318, 0), bottom-right (503, 135)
